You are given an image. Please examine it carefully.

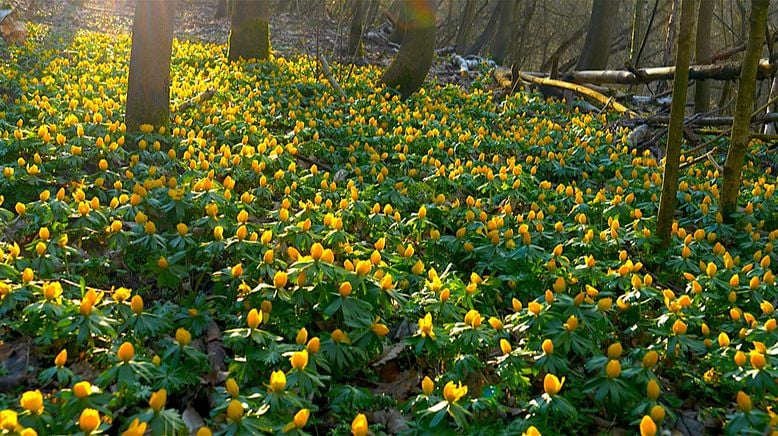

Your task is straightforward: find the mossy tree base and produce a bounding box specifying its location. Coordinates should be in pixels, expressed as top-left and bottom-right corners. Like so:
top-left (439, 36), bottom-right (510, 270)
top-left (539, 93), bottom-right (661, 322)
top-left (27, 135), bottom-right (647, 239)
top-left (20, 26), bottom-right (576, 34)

top-left (228, 0), bottom-right (270, 62)
top-left (381, 0), bottom-right (436, 99)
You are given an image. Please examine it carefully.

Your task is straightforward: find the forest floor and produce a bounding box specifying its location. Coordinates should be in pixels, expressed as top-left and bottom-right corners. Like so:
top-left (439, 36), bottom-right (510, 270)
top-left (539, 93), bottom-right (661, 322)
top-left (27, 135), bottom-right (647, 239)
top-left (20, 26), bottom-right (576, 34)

top-left (13, 0), bottom-right (481, 89)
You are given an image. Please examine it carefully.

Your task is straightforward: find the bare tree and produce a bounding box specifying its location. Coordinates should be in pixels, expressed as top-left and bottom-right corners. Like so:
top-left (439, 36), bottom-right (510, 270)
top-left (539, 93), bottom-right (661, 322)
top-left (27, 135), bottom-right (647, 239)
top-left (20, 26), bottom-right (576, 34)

top-left (228, 0), bottom-right (270, 61)
top-left (125, 0), bottom-right (177, 133)
top-left (720, 0), bottom-right (769, 219)
top-left (347, 0), bottom-right (368, 59)
top-left (454, 0), bottom-right (478, 53)
top-left (655, 0), bottom-right (696, 248)
top-left (694, 0), bottom-right (715, 113)
top-left (490, 0), bottom-right (517, 65)
top-left (381, 0), bottom-right (437, 98)
top-left (576, 0), bottom-right (619, 70)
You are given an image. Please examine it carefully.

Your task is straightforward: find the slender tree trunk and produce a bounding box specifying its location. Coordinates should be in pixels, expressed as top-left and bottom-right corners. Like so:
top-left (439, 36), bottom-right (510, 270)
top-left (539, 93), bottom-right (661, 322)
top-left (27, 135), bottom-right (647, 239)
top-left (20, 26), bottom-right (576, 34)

top-left (694, 0), bottom-right (714, 113)
top-left (662, 0), bottom-right (679, 67)
top-left (491, 0), bottom-right (517, 65)
top-left (347, 0), bottom-right (367, 59)
top-left (388, 0), bottom-right (408, 44)
top-left (228, 0), bottom-right (270, 61)
top-left (576, 0), bottom-right (619, 70)
top-left (764, 78), bottom-right (778, 134)
top-left (454, 0), bottom-right (477, 53)
top-left (720, 0), bottom-right (769, 219)
top-left (125, 0), bottom-right (177, 133)
top-left (656, 0), bottom-right (697, 249)
top-left (630, 0), bottom-right (648, 64)
top-left (215, 0), bottom-right (228, 18)
top-left (467, 1), bottom-right (501, 56)
top-left (381, 0), bottom-right (436, 98)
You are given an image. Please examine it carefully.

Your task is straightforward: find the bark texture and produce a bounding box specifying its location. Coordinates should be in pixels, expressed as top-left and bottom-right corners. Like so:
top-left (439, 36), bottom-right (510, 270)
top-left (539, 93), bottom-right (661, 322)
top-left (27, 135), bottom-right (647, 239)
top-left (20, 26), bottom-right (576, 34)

top-left (454, 0), bottom-right (477, 53)
top-left (228, 0), bottom-right (270, 61)
top-left (347, 0), bottom-right (367, 59)
top-left (576, 0), bottom-right (619, 70)
top-left (720, 0), bottom-right (769, 218)
top-left (656, 0), bottom-right (696, 248)
top-left (694, 0), bottom-right (714, 113)
top-left (125, 0), bottom-right (177, 133)
top-left (381, 0), bottom-right (436, 98)
top-left (490, 0), bottom-right (516, 65)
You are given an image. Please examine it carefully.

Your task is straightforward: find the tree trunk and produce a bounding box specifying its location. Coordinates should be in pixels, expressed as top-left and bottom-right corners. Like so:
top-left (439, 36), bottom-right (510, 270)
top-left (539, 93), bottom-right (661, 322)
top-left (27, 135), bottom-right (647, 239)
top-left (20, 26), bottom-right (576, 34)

top-left (629, 0), bottom-right (648, 64)
top-left (454, 0), bottom-right (477, 53)
top-left (347, 0), bottom-right (367, 59)
top-left (381, 0), bottom-right (436, 98)
top-left (125, 0), bottom-right (177, 134)
top-left (764, 77), bottom-right (778, 134)
top-left (576, 0), bottom-right (619, 70)
top-left (466, 1), bottom-right (501, 56)
top-left (215, 0), bottom-right (228, 18)
top-left (490, 0), bottom-right (516, 65)
top-left (720, 0), bottom-right (769, 219)
top-left (655, 0), bottom-right (696, 249)
top-left (662, 0), bottom-right (679, 67)
top-left (567, 59), bottom-right (776, 84)
top-left (387, 0), bottom-right (408, 44)
top-left (694, 0), bottom-right (714, 113)
top-left (228, 0), bottom-right (270, 61)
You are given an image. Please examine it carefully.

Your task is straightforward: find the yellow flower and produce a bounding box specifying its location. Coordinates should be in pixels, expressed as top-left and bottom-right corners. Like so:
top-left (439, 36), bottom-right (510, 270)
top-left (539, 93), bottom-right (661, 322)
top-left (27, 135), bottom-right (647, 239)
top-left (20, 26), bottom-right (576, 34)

top-left (718, 332), bottom-right (730, 347)
top-left (79, 408), bottom-right (100, 434)
top-left (226, 399), bottom-right (243, 422)
top-left (642, 350), bottom-right (658, 368)
top-left (149, 389), bottom-right (167, 412)
top-left (293, 408), bottom-right (310, 428)
top-left (749, 351), bottom-right (766, 369)
top-left (291, 350), bottom-right (308, 370)
top-left (339, 282), bottom-right (352, 297)
top-left (528, 301), bottom-right (542, 315)
top-left (646, 379), bottom-right (660, 400)
top-left (371, 322), bottom-right (389, 336)
top-left (274, 271), bottom-right (288, 288)
top-left (296, 327), bottom-right (308, 345)
top-left (499, 338), bottom-right (512, 355)
top-left (734, 350), bottom-right (746, 366)
top-left (73, 381), bottom-right (92, 399)
top-left (131, 295), bottom-right (144, 314)
top-left (196, 427), bottom-right (212, 436)
top-left (310, 242), bottom-right (323, 260)
top-left (176, 328), bottom-right (192, 346)
top-left (270, 370), bottom-right (286, 392)
top-left (0, 409), bottom-right (19, 431)
top-left (605, 359), bottom-right (621, 378)
top-left (543, 374), bottom-right (564, 396)
top-left (541, 339), bottom-right (554, 355)
top-left (563, 315), bottom-right (578, 332)
top-left (639, 415), bottom-right (656, 436)
top-left (418, 313), bottom-right (435, 339)
top-left (20, 390), bottom-right (43, 414)
top-left (650, 405), bottom-right (665, 421)
top-left (607, 343), bottom-right (622, 359)
top-left (331, 329), bottom-right (350, 343)
top-left (443, 381), bottom-right (468, 403)
top-left (226, 378), bottom-right (239, 398)
top-left (522, 426), bottom-right (541, 436)
top-left (672, 319), bottom-right (687, 335)
top-left (736, 390), bottom-right (752, 412)
top-left (351, 413), bottom-right (368, 436)
top-left (117, 342), bottom-right (135, 363)
top-left (21, 268), bottom-right (33, 283)
top-left (464, 309), bottom-right (481, 328)
top-left (421, 376), bottom-right (434, 395)
top-left (307, 337), bottom-right (320, 353)
top-left (247, 308), bottom-right (262, 329)
top-left (54, 349), bottom-right (67, 367)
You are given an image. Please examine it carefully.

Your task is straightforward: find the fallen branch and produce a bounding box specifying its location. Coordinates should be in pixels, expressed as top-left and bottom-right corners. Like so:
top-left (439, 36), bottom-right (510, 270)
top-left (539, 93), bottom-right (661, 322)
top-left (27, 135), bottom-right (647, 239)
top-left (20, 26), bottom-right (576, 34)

top-left (624, 112), bottom-right (778, 127)
top-left (318, 54), bottom-right (346, 99)
top-left (568, 59), bottom-right (776, 85)
top-left (175, 87), bottom-right (216, 113)
top-left (494, 67), bottom-right (637, 116)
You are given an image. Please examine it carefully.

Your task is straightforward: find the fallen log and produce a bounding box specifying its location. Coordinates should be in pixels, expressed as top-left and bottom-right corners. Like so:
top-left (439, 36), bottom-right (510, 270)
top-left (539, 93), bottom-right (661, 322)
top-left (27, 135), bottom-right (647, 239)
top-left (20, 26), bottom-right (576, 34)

top-left (317, 54), bottom-right (346, 99)
top-left (568, 59), bottom-right (776, 85)
top-left (494, 67), bottom-right (636, 116)
top-left (624, 112), bottom-right (778, 127)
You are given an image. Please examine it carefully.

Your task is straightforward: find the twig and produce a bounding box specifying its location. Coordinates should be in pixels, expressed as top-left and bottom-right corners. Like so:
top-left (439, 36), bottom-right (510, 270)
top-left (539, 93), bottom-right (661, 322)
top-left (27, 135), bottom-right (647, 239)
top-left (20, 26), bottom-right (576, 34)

top-left (317, 54), bottom-right (346, 98)
top-left (175, 87), bottom-right (216, 113)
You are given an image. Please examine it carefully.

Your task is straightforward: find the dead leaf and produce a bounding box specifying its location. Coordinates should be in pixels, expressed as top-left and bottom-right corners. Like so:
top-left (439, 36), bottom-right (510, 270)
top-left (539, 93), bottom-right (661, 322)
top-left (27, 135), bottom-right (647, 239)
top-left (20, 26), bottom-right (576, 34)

top-left (182, 406), bottom-right (205, 435)
top-left (370, 341), bottom-right (406, 367)
top-left (369, 408), bottom-right (409, 434)
top-left (372, 369), bottom-right (418, 401)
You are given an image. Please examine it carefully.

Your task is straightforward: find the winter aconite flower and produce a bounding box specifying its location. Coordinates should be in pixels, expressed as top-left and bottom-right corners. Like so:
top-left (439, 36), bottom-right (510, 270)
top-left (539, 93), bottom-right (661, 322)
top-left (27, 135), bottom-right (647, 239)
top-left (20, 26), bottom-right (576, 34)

top-left (122, 418), bottom-right (147, 436)
top-left (73, 381), bottom-right (92, 399)
top-left (54, 349), bottom-right (67, 367)
top-left (149, 389), bottom-right (167, 412)
top-left (226, 378), bottom-right (239, 398)
top-left (639, 416), bottom-right (657, 436)
top-left (443, 381), bottom-right (468, 404)
top-left (543, 374), bottom-right (564, 396)
top-left (117, 342), bottom-right (135, 363)
top-left (418, 313), bottom-right (435, 339)
top-left (736, 391), bottom-right (752, 412)
top-left (79, 408), bottom-right (100, 434)
top-left (20, 390), bottom-right (43, 414)
top-left (226, 399), bottom-right (243, 422)
top-left (175, 328), bottom-right (192, 346)
top-left (270, 370), bottom-right (286, 392)
top-left (421, 376), bottom-right (434, 395)
top-left (290, 350), bottom-right (308, 370)
top-left (351, 413), bottom-right (368, 436)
